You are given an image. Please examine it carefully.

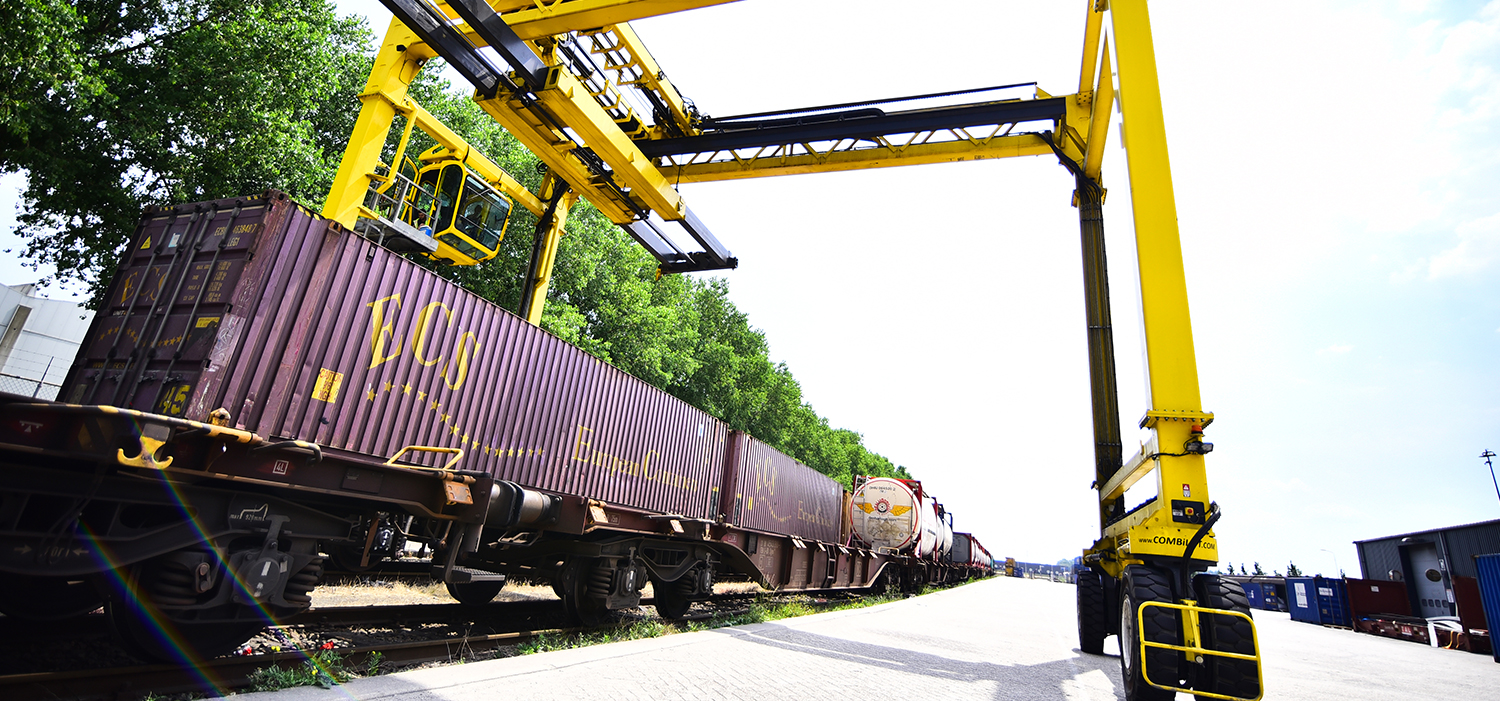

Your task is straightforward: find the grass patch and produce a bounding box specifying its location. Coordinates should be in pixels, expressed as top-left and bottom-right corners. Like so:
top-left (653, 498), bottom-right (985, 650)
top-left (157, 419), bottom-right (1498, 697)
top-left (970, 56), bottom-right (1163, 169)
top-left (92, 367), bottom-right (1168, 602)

top-left (247, 650), bottom-right (383, 692)
top-left (519, 590), bottom-right (913, 655)
top-left (519, 620), bottom-right (672, 654)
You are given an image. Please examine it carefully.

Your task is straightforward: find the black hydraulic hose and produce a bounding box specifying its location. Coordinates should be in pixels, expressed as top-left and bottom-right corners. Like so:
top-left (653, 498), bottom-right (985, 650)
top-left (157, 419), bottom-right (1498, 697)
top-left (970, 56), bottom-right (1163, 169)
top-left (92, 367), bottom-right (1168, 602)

top-left (1182, 502), bottom-right (1221, 561)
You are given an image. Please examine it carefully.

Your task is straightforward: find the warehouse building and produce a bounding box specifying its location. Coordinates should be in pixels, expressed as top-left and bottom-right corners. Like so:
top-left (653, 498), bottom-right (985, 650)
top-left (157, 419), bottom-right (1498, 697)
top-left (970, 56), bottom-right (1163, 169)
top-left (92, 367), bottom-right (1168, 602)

top-left (1355, 519), bottom-right (1500, 620)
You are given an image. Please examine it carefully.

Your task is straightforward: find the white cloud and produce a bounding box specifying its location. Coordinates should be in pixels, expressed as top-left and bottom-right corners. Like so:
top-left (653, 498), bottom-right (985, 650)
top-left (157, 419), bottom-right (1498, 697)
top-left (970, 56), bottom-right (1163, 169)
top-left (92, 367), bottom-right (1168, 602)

top-left (1428, 211), bottom-right (1500, 278)
top-left (1317, 344), bottom-right (1354, 355)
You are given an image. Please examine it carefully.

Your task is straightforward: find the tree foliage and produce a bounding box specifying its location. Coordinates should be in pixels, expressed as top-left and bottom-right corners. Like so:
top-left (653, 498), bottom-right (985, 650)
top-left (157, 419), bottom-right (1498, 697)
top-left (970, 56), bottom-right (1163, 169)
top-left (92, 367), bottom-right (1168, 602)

top-left (0, 0), bottom-right (369, 297)
top-left (0, 3), bottom-right (913, 486)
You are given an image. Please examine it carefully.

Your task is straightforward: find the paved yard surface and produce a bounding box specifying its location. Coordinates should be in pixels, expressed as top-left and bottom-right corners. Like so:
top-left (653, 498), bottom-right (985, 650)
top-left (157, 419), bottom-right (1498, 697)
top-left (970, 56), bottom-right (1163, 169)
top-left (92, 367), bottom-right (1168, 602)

top-left (239, 576), bottom-right (1496, 700)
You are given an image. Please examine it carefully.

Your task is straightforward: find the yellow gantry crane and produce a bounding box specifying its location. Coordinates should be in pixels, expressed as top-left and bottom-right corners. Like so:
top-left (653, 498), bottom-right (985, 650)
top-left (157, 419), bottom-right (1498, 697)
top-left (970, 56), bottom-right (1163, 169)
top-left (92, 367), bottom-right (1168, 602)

top-left (322, 3), bottom-right (1261, 699)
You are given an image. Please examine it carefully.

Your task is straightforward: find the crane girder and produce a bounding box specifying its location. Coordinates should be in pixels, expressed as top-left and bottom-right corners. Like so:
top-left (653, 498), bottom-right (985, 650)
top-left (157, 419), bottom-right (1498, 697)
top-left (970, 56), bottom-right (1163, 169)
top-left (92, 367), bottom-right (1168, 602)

top-left (644, 95), bottom-right (1097, 183)
top-left (485, 0), bottom-right (742, 41)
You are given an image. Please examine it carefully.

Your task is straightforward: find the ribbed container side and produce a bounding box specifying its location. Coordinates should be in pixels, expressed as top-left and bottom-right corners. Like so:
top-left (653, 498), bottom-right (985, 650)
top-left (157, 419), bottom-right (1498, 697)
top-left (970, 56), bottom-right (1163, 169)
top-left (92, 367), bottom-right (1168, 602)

top-left (1287, 577), bottom-right (1318, 623)
top-left (63, 192), bottom-right (301, 411)
top-left (65, 195), bottom-right (727, 520)
top-left (1243, 582), bottom-right (1264, 610)
top-left (1346, 577), bottom-right (1410, 618)
top-left (1453, 576), bottom-right (1487, 634)
top-left (725, 431), bottom-right (843, 543)
top-left (1475, 554), bottom-right (1500, 663)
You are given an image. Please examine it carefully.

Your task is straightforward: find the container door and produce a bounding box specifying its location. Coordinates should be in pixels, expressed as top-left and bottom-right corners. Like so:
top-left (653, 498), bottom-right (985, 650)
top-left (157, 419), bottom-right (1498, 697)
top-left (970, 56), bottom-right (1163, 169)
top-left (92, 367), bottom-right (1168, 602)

top-left (1290, 579), bottom-right (1312, 621)
top-left (1407, 543), bottom-right (1451, 619)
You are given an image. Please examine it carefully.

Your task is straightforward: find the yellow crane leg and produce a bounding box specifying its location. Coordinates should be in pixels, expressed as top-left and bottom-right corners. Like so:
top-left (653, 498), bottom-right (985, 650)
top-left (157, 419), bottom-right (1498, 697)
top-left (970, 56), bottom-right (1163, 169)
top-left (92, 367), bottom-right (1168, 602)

top-left (322, 19), bottom-right (432, 227)
top-left (1112, 0), bottom-right (1211, 554)
top-left (519, 173), bottom-right (579, 325)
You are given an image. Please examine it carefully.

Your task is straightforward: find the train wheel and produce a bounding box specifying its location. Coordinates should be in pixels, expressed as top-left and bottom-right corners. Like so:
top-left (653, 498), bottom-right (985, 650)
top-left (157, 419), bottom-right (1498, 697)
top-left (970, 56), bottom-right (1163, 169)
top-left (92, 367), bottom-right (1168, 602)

top-left (1120, 565), bottom-right (1178, 701)
top-left (652, 578), bottom-right (692, 620)
top-left (0, 575), bottom-right (104, 620)
top-left (107, 593), bottom-right (266, 663)
top-left (1076, 568), bottom-right (1109, 655)
top-left (327, 544), bottom-right (374, 573)
top-left (1193, 574), bottom-right (1259, 701)
top-left (559, 557), bottom-right (614, 627)
top-left (446, 576), bottom-right (506, 605)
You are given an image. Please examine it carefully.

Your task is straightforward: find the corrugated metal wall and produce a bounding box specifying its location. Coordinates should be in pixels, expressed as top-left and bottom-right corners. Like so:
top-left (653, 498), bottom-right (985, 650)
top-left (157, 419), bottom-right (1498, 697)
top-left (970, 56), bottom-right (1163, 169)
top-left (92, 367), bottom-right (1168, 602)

top-left (1441, 524), bottom-right (1500, 579)
top-left (65, 193), bottom-right (730, 520)
top-left (1357, 520), bottom-right (1500, 581)
top-left (724, 431), bottom-right (843, 543)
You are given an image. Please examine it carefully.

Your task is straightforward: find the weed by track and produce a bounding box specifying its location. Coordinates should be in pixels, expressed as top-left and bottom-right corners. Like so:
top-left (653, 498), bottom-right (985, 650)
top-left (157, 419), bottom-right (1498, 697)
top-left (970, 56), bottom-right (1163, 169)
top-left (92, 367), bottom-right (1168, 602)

top-left (517, 590), bottom-right (914, 655)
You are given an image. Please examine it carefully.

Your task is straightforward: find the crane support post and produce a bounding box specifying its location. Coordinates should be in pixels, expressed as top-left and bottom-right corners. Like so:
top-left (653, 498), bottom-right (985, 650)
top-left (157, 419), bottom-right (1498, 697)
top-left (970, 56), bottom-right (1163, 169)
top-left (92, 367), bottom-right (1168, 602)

top-left (322, 19), bottom-right (433, 227)
top-left (1078, 0), bottom-right (1105, 101)
top-left (1076, 176), bottom-right (1123, 529)
top-left (1081, 36), bottom-right (1113, 182)
top-left (519, 173), bottom-right (578, 325)
top-left (1094, 0), bottom-right (1214, 569)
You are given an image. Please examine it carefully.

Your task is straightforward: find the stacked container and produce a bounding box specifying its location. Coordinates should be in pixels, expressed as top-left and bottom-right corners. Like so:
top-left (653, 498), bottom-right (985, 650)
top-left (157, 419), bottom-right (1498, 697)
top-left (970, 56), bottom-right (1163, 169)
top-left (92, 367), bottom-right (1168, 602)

top-left (719, 431), bottom-right (843, 543)
top-left (63, 192), bottom-right (728, 520)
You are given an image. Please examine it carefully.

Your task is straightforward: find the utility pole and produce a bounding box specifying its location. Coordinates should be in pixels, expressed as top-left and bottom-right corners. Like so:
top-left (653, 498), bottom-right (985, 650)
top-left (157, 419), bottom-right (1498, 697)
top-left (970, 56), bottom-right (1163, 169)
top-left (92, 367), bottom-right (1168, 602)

top-left (1484, 450), bottom-right (1499, 506)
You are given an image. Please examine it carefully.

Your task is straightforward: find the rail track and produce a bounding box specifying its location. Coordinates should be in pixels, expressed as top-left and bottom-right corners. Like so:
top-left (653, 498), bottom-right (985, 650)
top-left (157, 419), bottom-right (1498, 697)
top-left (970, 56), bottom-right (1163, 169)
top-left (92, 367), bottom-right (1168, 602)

top-left (0, 590), bottom-right (848, 701)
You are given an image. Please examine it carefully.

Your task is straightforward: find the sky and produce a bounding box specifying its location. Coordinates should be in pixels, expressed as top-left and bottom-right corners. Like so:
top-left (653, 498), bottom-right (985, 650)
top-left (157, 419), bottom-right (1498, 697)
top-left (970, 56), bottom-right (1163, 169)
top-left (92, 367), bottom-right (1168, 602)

top-left (3, 0), bottom-right (1497, 577)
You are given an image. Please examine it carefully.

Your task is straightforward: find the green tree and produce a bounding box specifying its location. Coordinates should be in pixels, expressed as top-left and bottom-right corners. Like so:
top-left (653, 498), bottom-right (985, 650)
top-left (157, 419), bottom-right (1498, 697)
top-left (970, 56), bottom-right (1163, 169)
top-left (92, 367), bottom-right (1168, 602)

top-left (1, 4), bottom-right (915, 486)
top-left (1, 1), bottom-right (370, 303)
top-left (1252, 562), bottom-right (1265, 576)
top-left (1286, 561), bottom-right (1302, 577)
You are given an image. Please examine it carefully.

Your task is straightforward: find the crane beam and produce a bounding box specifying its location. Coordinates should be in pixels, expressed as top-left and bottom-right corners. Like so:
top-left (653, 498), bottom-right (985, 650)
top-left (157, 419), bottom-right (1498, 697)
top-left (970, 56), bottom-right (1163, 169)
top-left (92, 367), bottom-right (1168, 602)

top-left (659, 133), bottom-right (1056, 183)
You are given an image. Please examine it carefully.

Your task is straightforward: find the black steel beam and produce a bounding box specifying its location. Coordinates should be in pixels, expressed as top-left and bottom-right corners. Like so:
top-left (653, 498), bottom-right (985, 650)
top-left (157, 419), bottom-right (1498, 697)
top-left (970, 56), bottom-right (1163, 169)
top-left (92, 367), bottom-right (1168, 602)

top-left (638, 97), bottom-right (1068, 158)
top-left (381, 0), bottom-right (504, 96)
top-left (444, 0), bottom-right (550, 90)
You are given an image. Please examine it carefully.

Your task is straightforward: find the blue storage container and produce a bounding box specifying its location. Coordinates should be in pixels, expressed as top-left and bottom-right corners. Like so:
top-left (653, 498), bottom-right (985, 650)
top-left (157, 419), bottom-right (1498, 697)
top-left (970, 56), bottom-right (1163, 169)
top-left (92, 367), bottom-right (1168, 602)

top-left (1244, 581), bottom-right (1266, 609)
top-left (1261, 581), bottom-right (1286, 611)
top-left (1288, 576), bottom-right (1351, 626)
top-left (1475, 554), bottom-right (1500, 663)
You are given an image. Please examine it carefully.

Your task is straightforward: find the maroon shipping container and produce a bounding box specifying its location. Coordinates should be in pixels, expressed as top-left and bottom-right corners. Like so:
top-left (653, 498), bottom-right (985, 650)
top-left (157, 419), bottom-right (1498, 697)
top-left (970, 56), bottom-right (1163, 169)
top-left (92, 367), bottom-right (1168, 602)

top-left (64, 192), bottom-right (726, 520)
top-left (1346, 577), bottom-right (1411, 618)
top-left (719, 431), bottom-right (843, 543)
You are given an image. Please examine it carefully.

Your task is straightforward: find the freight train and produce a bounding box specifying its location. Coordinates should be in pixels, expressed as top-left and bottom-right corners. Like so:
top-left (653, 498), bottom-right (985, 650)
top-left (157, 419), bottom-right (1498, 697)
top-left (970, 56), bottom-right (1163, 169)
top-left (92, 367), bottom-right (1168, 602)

top-left (0, 192), bottom-right (992, 662)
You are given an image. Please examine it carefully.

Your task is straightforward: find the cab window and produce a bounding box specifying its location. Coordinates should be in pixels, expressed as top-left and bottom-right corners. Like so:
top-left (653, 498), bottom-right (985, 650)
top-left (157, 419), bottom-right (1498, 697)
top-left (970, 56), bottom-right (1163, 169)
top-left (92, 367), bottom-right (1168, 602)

top-left (454, 175), bottom-right (512, 251)
top-left (434, 164), bottom-right (463, 231)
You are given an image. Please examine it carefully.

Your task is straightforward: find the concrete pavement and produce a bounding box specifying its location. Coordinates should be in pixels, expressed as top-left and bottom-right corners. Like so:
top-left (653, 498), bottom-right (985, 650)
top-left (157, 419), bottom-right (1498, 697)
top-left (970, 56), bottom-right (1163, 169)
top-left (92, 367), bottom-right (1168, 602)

top-left (237, 575), bottom-right (1496, 700)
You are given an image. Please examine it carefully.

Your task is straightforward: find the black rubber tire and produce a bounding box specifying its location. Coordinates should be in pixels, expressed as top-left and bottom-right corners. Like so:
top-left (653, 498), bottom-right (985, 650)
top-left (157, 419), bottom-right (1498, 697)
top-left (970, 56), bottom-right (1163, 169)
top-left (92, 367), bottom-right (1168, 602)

top-left (446, 577), bottom-right (506, 605)
top-left (1077, 568), bottom-right (1109, 655)
top-left (1120, 565), bottom-right (1179, 701)
top-left (0, 575), bottom-right (104, 621)
top-left (652, 578), bottom-right (692, 620)
top-left (1193, 574), bottom-right (1260, 701)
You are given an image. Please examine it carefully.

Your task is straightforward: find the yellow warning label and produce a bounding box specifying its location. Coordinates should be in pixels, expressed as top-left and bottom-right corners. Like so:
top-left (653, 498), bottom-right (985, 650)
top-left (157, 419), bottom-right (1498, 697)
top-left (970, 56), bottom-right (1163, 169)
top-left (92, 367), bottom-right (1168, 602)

top-left (195, 316), bottom-right (220, 328)
top-left (140, 237), bottom-right (152, 250)
top-left (313, 368), bottom-right (344, 403)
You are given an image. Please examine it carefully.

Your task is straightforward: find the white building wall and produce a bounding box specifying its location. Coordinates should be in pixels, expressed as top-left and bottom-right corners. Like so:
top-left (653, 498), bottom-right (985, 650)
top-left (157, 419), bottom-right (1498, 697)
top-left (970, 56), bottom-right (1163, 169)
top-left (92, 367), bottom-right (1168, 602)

top-left (0, 283), bottom-right (95, 400)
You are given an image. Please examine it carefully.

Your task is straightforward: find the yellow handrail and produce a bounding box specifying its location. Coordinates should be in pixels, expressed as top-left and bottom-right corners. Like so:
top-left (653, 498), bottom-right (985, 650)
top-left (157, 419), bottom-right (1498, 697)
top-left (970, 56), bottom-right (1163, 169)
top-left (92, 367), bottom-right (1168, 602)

top-left (1137, 600), bottom-right (1263, 701)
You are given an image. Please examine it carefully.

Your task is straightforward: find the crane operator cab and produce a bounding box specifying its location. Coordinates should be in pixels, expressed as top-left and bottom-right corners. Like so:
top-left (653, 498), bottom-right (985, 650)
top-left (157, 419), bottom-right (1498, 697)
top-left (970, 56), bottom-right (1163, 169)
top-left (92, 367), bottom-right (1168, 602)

top-left (355, 150), bottom-right (514, 267)
top-left (406, 159), bottom-right (512, 265)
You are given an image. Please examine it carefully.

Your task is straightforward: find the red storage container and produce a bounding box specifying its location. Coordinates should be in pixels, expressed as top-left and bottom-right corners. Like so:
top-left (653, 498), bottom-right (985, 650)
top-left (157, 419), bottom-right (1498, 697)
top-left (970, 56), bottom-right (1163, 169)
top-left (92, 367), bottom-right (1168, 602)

top-left (64, 192), bottom-right (727, 519)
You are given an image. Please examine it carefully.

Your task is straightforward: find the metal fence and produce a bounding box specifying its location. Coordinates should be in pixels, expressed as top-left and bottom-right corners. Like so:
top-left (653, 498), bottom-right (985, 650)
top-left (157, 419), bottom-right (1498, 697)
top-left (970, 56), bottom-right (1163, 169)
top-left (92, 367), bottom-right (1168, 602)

top-left (0, 373), bottom-right (60, 400)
